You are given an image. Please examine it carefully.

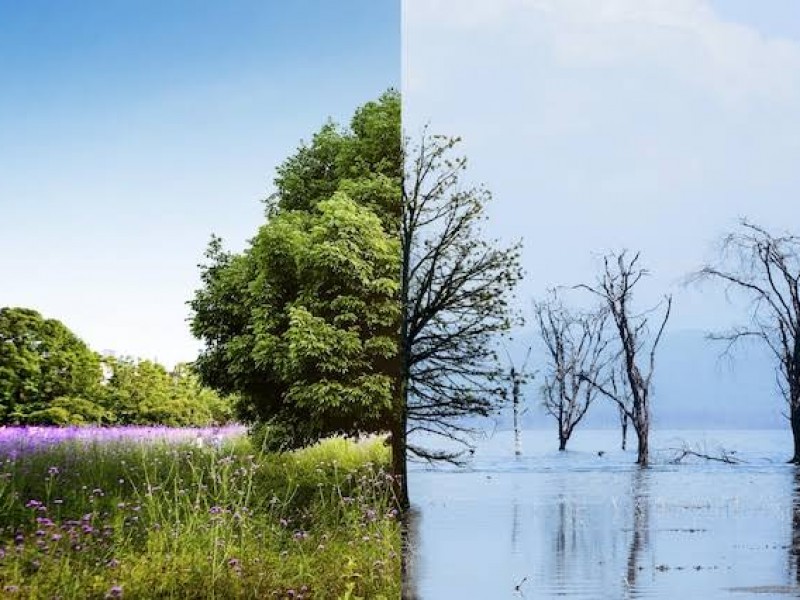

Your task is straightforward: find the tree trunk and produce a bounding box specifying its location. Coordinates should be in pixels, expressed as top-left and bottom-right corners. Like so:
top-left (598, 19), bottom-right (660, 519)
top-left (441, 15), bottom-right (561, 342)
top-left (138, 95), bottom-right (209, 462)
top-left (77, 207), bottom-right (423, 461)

top-left (635, 424), bottom-right (648, 467)
top-left (512, 375), bottom-right (522, 456)
top-left (391, 412), bottom-right (409, 510)
top-left (791, 400), bottom-right (800, 464)
top-left (398, 194), bottom-right (411, 511)
top-left (621, 414), bottom-right (628, 451)
top-left (558, 436), bottom-right (567, 451)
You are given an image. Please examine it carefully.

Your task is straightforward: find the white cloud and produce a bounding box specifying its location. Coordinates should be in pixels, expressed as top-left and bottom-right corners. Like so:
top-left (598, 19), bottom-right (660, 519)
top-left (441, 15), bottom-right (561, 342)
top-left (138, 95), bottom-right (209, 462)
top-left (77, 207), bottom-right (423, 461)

top-left (405, 0), bottom-right (800, 106)
top-left (403, 0), bottom-right (800, 330)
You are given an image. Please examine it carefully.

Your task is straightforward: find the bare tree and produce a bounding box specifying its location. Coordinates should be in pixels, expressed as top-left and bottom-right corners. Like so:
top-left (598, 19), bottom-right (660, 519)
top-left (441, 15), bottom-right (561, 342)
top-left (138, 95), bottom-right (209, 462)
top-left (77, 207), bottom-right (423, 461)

top-left (578, 251), bottom-right (672, 466)
top-left (396, 131), bottom-right (523, 507)
top-left (502, 344), bottom-right (532, 457)
top-left (618, 404), bottom-right (629, 451)
top-left (693, 220), bottom-right (800, 462)
top-left (534, 291), bottom-right (608, 451)
top-left (608, 361), bottom-right (632, 451)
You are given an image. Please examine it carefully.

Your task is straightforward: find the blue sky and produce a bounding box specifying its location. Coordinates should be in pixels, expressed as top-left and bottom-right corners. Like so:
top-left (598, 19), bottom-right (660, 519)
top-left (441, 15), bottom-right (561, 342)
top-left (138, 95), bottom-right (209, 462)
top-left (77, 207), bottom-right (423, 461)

top-left (404, 0), bottom-right (800, 336)
top-left (0, 1), bottom-right (399, 366)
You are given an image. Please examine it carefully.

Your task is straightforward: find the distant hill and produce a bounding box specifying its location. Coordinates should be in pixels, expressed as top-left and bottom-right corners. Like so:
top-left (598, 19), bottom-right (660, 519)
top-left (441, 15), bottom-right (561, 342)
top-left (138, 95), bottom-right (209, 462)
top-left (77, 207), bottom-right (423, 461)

top-left (497, 329), bottom-right (785, 430)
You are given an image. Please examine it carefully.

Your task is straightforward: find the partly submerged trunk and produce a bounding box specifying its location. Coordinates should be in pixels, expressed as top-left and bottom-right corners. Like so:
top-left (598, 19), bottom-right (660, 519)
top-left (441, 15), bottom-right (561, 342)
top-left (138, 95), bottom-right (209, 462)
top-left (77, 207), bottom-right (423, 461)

top-left (620, 412), bottom-right (628, 451)
top-left (635, 422), bottom-right (649, 467)
top-left (792, 344), bottom-right (800, 464)
top-left (512, 384), bottom-right (522, 456)
top-left (558, 422), bottom-right (568, 451)
top-left (791, 399), bottom-right (800, 464)
top-left (391, 412), bottom-right (409, 510)
top-left (557, 415), bottom-right (568, 451)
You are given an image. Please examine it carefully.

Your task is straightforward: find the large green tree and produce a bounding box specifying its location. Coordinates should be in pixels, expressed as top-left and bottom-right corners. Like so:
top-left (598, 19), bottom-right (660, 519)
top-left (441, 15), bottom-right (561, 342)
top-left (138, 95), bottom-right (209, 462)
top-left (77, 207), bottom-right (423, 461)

top-left (192, 92), bottom-right (523, 510)
top-left (0, 307), bottom-right (103, 423)
top-left (191, 91), bottom-right (401, 449)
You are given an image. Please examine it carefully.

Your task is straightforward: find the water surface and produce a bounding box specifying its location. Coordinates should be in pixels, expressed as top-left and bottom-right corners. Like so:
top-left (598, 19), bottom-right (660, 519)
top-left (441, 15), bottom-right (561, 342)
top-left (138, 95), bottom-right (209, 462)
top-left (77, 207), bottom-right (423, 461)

top-left (407, 429), bottom-right (800, 599)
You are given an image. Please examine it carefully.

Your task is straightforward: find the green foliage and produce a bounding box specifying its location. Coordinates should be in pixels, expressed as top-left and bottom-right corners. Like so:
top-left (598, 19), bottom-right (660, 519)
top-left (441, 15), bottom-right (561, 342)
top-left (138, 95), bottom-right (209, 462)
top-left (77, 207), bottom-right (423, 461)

top-left (102, 358), bottom-right (235, 426)
top-left (0, 307), bottom-right (102, 423)
top-left (0, 306), bottom-right (235, 426)
top-left (272, 90), bottom-right (401, 222)
top-left (24, 396), bottom-right (114, 425)
top-left (191, 91), bottom-right (401, 447)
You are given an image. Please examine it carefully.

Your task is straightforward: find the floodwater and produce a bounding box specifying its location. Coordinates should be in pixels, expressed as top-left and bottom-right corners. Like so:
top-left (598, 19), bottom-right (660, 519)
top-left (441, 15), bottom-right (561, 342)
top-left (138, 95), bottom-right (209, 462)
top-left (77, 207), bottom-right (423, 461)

top-left (406, 429), bottom-right (800, 599)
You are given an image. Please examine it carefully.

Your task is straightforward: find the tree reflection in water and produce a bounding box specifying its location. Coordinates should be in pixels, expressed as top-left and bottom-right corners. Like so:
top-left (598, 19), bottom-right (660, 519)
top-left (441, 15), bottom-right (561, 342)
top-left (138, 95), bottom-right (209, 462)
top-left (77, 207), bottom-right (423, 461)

top-left (788, 467), bottom-right (800, 587)
top-left (402, 507), bottom-right (421, 600)
top-left (625, 467), bottom-right (651, 597)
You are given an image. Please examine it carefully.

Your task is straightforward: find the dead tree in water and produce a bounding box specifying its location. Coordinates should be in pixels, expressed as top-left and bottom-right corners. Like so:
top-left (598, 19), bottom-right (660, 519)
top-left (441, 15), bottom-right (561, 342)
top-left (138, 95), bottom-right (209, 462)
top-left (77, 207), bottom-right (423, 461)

top-left (667, 444), bottom-right (742, 464)
top-left (578, 251), bottom-right (671, 466)
top-left (534, 291), bottom-right (608, 451)
top-left (609, 362), bottom-right (631, 451)
top-left (693, 221), bottom-right (800, 464)
top-left (503, 344), bottom-right (532, 456)
top-left (618, 405), bottom-right (629, 451)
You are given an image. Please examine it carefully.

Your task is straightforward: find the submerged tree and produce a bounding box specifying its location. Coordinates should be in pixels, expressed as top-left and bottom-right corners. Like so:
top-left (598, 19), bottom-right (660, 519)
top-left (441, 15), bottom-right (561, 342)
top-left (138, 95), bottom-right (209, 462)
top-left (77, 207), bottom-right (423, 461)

top-left (612, 366), bottom-right (631, 451)
top-left (534, 291), bottom-right (608, 451)
top-left (694, 220), bottom-right (800, 462)
top-left (399, 131), bottom-right (522, 489)
top-left (502, 343), bottom-right (532, 457)
top-left (578, 252), bottom-right (671, 466)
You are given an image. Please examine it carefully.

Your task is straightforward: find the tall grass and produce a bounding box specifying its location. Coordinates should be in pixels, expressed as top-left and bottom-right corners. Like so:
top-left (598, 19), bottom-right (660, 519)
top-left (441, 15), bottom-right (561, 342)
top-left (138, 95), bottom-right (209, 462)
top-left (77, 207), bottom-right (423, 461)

top-left (0, 433), bottom-right (400, 599)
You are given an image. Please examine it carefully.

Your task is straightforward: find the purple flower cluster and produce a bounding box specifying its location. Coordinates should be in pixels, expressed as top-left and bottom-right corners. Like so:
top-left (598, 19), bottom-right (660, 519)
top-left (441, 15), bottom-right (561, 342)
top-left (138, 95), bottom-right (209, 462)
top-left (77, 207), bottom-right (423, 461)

top-left (284, 585), bottom-right (310, 599)
top-left (0, 425), bottom-right (246, 457)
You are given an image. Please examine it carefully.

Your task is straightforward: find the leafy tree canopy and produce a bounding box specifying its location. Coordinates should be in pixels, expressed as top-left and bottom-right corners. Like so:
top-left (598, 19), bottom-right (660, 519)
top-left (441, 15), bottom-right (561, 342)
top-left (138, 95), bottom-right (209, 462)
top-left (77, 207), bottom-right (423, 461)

top-left (191, 90), bottom-right (401, 447)
top-left (0, 307), bottom-right (102, 423)
top-left (0, 307), bottom-right (235, 426)
top-left (272, 90), bottom-right (401, 224)
top-left (102, 358), bottom-right (234, 427)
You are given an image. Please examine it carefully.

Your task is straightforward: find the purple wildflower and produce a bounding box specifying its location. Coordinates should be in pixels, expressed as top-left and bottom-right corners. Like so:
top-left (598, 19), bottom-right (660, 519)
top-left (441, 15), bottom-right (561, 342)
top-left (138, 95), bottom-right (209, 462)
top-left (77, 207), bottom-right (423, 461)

top-left (0, 425), bottom-right (245, 457)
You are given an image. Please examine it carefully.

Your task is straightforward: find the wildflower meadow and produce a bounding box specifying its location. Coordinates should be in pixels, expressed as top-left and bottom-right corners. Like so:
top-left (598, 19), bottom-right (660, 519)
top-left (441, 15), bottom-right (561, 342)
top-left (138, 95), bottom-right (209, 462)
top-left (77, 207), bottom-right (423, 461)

top-left (0, 426), bottom-right (400, 599)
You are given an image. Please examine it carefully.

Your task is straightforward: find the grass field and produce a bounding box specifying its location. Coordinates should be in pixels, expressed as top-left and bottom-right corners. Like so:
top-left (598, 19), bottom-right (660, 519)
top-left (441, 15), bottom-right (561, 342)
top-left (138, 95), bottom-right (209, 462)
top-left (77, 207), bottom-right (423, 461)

top-left (0, 426), bottom-right (400, 599)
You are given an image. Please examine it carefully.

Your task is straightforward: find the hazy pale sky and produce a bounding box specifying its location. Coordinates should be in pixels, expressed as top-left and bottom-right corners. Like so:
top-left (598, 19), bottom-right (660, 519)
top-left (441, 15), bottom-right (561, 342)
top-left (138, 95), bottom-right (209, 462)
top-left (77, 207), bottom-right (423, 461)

top-left (403, 0), bottom-right (800, 336)
top-left (5, 1), bottom-right (799, 369)
top-left (0, 1), bottom-right (399, 366)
